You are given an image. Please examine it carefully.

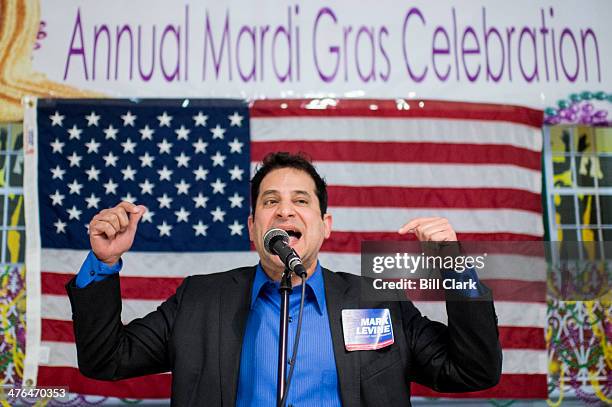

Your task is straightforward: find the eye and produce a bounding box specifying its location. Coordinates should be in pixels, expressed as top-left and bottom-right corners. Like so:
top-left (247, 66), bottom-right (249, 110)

top-left (263, 199), bottom-right (278, 206)
top-left (295, 199), bottom-right (308, 205)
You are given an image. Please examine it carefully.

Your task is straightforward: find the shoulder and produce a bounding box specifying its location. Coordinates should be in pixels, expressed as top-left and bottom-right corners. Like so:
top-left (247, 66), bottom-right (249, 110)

top-left (177, 265), bottom-right (256, 294)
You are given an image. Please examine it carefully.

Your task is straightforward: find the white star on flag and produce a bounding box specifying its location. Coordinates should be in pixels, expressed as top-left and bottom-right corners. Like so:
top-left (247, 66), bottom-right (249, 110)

top-left (67, 152), bottom-right (82, 167)
top-left (174, 179), bottom-right (191, 195)
top-left (67, 180), bottom-right (83, 195)
top-left (210, 207), bottom-right (226, 222)
top-left (192, 138), bottom-right (208, 154)
top-left (228, 138), bottom-right (244, 153)
top-left (50, 166), bottom-right (66, 180)
top-left (157, 166), bottom-right (173, 181)
top-left (157, 111), bottom-right (173, 127)
top-left (211, 151), bottom-right (226, 167)
top-left (67, 206), bottom-right (83, 220)
top-left (103, 152), bottom-right (119, 167)
top-left (139, 152), bottom-right (155, 167)
top-left (174, 207), bottom-right (191, 223)
top-left (211, 178), bottom-right (227, 194)
top-left (157, 139), bottom-right (173, 154)
top-left (67, 125), bottom-right (82, 140)
top-left (228, 220), bottom-right (244, 235)
top-left (228, 165), bottom-right (244, 181)
top-left (85, 111), bottom-right (101, 126)
top-left (175, 152), bottom-right (191, 167)
top-left (54, 219), bottom-right (67, 234)
top-left (103, 179), bottom-right (118, 194)
top-left (50, 138), bottom-right (65, 153)
top-left (142, 210), bottom-right (155, 223)
top-left (121, 138), bottom-right (137, 154)
top-left (104, 125), bottom-right (119, 139)
top-left (228, 112), bottom-right (244, 127)
top-left (228, 193), bottom-right (244, 208)
top-left (139, 125), bottom-right (155, 140)
top-left (121, 192), bottom-right (137, 203)
top-left (85, 138), bottom-right (101, 154)
top-left (139, 179), bottom-right (155, 195)
top-left (49, 190), bottom-right (65, 206)
top-left (157, 221), bottom-right (173, 237)
top-left (85, 165), bottom-right (100, 181)
top-left (175, 125), bottom-right (191, 140)
top-left (157, 193), bottom-right (173, 208)
top-left (85, 193), bottom-right (101, 209)
top-left (121, 165), bottom-right (137, 181)
top-left (193, 166), bottom-right (209, 181)
top-left (193, 193), bottom-right (209, 208)
top-left (210, 124), bottom-right (226, 139)
top-left (192, 112), bottom-right (208, 127)
top-left (121, 111), bottom-right (137, 126)
top-left (193, 221), bottom-right (208, 236)
top-left (49, 111), bottom-right (65, 126)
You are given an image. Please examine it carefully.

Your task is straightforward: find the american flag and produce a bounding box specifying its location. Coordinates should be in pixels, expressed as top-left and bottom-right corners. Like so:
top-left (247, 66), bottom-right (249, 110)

top-left (24, 98), bottom-right (547, 400)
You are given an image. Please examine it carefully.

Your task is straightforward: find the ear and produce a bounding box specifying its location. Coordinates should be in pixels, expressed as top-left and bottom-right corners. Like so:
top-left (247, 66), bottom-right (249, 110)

top-left (322, 213), bottom-right (332, 239)
top-left (247, 214), bottom-right (254, 242)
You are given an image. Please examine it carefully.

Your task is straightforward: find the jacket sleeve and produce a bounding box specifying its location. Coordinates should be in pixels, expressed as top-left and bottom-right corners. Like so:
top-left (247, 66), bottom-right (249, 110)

top-left (400, 286), bottom-right (502, 392)
top-left (66, 273), bottom-right (188, 380)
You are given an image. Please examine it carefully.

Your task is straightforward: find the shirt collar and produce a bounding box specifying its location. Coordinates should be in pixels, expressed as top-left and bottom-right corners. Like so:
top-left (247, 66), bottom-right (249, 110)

top-left (251, 262), bottom-right (326, 315)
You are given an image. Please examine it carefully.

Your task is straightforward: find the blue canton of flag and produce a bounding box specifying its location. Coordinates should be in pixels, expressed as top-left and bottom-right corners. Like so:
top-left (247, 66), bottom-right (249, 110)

top-left (38, 99), bottom-right (251, 252)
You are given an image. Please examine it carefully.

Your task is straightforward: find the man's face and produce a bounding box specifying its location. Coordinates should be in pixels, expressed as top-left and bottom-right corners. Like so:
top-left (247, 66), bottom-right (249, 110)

top-left (248, 167), bottom-right (332, 280)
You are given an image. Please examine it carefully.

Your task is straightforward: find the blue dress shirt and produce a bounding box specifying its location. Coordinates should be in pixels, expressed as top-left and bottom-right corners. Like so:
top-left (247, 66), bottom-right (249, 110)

top-left (236, 263), bottom-right (341, 407)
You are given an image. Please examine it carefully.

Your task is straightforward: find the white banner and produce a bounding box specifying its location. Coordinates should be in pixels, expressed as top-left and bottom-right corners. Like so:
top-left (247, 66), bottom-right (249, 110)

top-left (32, 0), bottom-right (612, 108)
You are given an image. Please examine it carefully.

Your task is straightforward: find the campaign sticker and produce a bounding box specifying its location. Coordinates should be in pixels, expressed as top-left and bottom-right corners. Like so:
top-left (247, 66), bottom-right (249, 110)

top-left (341, 309), bottom-right (394, 351)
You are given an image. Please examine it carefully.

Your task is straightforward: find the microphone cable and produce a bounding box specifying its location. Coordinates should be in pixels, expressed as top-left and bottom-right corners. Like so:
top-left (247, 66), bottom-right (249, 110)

top-left (278, 273), bottom-right (306, 407)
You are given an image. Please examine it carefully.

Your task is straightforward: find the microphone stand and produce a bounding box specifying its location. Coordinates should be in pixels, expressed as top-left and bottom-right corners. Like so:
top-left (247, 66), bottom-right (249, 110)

top-left (276, 268), bottom-right (292, 407)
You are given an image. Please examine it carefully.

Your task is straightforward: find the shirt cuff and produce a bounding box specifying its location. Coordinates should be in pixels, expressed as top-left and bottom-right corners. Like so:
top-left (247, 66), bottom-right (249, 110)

top-left (75, 251), bottom-right (123, 288)
top-left (440, 266), bottom-right (485, 298)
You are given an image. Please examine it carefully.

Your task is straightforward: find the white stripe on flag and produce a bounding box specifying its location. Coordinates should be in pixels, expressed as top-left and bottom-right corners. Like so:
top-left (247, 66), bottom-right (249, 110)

top-left (329, 207), bottom-right (544, 235)
top-left (42, 249), bottom-right (546, 282)
top-left (41, 249), bottom-right (259, 278)
top-left (250, 162), bottom-right (542, 194)
top-left (42, 294), bottom-right (546, 328)
top-left (251, 118), bottom-right (542, 151)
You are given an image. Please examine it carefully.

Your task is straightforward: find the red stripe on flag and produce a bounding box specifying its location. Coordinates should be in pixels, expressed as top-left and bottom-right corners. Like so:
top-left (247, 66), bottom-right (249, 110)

top-left (42, 272), bottom-right (183, 300)
top-left (42, 319), bottom-right (74, 342)
top-left (406, 280), bottom-right (545, 303)
top-left (411, 374), bottom-right (548, 399)
top-left (323, 232), bottom-right (543, 253)
top-left (499, 326), bottom-right (546, 350)
top-left (37, 366), bottom-right (171, 399)
top-left (41, 318), bottom-right (546, 349)
top-left (251, 99), bottom-right (543, 128)
top-left (42, 274), bottom-right (543, 303)
top-left (251, 141), bottom-right (541, 170)
top-left (326, 186), bottom-right (542, 213)
top-left (37, 366), bottom-right (547, 400)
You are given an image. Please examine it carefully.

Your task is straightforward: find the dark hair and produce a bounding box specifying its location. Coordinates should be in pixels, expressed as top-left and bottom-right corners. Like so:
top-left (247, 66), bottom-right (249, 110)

top-left (250, 152), bottom-right (328, 218)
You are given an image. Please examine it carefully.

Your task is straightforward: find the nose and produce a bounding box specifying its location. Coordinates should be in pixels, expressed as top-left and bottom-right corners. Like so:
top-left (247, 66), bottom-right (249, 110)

top-left (276, 200), bottom-right (296, 219)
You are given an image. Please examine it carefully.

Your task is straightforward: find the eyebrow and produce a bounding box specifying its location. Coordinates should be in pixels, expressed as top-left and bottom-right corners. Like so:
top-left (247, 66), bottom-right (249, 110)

top-left (260, 190), bottom-right (312, 197)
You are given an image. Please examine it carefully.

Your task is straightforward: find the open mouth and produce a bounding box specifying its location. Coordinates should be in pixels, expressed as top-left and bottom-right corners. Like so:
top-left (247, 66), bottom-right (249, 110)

top-left (281, 228), bottom-right (302, 245)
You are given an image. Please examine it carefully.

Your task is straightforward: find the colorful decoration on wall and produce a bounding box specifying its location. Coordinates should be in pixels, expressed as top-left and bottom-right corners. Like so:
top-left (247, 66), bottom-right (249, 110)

top-left (544, 91), bottom-right (612, 126)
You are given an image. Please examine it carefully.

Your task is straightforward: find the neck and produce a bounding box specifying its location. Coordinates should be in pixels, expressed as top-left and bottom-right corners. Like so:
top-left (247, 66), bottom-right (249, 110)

top-left (261, 260), bottom-right (318, 286)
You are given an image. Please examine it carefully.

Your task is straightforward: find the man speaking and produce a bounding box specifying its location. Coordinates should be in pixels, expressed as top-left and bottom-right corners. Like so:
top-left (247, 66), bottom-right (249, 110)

top-left (66, 152), bottom-right (502, 406)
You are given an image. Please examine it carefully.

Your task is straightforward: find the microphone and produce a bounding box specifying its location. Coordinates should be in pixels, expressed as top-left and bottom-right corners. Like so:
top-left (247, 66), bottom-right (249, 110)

top-left (263, 228), bottom-right (307, 278)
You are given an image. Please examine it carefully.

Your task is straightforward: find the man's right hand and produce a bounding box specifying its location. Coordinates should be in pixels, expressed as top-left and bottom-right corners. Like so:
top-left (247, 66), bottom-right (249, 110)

top-left (89, 201), bottom-right (146, 267)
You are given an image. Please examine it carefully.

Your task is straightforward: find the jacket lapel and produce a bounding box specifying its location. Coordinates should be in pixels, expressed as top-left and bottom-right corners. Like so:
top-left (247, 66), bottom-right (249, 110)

top-left (219, 266), bottom-right (256, 406)
top-left (323, 268), bottom-right (361, 407)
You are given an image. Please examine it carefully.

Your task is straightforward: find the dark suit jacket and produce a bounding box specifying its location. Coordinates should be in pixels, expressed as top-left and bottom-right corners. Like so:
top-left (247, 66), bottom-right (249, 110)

top-left (66, 266), bottom-right (502, 406)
